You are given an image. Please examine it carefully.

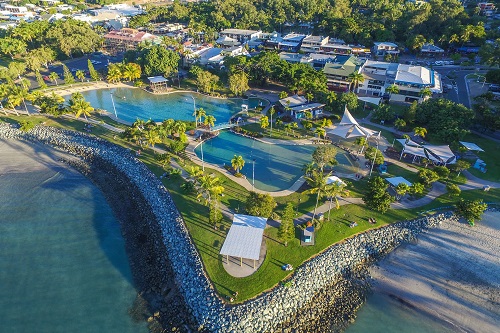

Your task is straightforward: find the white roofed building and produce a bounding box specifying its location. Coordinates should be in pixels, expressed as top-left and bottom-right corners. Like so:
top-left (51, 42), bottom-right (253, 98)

top-left (219, 28), bottom-right (261, 43)
top-left (300, 35), bottom-right (329, 53)
top-left (372, 42), bottom-right (399, 57)
top-left (357, 60), bottom-right (442, 103)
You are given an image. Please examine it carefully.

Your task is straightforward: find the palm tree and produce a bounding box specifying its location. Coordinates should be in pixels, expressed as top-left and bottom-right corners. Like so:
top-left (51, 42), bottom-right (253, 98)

top-left (68, 92), bottom-right (93, 121)
top-left (172, 120), bottom-right (187, 137)
top-left (193, 107), bottom-right (206, 128)
top-left (231, 155), bottom-right (245, 173)
top-left (122, 63), bottom-right (141, 82)
top-left (354, 136), bottom-right (368, 153)
top-left (327, 91), bottom-right (337, 106)
top-left (197, 174), bottom-right (224, 208)
top-left (268, 106), bottom-right (275, 137)
top-left (323, 182), bottom-right (349, 220)
top-left (305, 170), bottom-right (330, 220)
top-left (347, 72), bottom-right (364, 92)
top-left (204, 115), bottom-right (216, 130)
top-left (314, 127), bottom-right (326, 139)
top-left (279, 91), bottom-right (288, 99)
top-left (161, 119), bottom-right (175, 137)
top-left (75, 70), bottom-right (85, 82)
top-left (107, 63), bottom-right (122, 83)
top-left (302, 162), bottom-right (316, 177)
top-left (394, 118), bottom-right (406, 130)
top-left (144, 129), bottom-right (161, 149)
top-left (260, 115), bottom-right (269, 130)
top-left (49, 72), bottom-right (59, 86)
top-left (306, 92), bottom-right (314, 103)
top-left (420, 87), bottom-right (432, 99)
top-left (413, 126), bottom-right (427, 138)
top-left (385, 84), bottom-right (399, 99)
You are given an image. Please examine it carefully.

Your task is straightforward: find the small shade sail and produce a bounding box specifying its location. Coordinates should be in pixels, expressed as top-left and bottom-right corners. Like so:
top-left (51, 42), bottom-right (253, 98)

top-left (219, 214), bottom-right (267, 261)
top-left (357, 96), bottom-right (382, 105)
top-left (459, 141), bottom-right (484, 152)
top-left (386, 176), bottom-right (412, 187)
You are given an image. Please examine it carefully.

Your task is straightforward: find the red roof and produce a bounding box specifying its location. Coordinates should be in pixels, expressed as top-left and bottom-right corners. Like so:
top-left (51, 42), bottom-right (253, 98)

top-left (104, 30), bottom-right (156, 42)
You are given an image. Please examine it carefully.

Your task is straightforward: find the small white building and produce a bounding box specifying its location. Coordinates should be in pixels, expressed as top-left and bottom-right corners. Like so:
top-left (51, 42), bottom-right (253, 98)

top-left (372, 42), bottom-right (399, 57)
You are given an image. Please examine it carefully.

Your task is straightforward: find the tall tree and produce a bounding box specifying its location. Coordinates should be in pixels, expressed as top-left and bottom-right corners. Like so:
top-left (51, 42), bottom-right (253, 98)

top-left (312, 146), bottom-right (338, 172)
top-left (142, 45), bottom-right (180, 77)
top-left (278, 202), bottom-right (296, 246)
top-left (323, 181), bottom-right (349, 220)
top-left (305, 170), bottom-right (329, 220)
top-left (229, 71), bottom-right (249, 96)
top-left (362, 176), bottom-right (393, 213)
top-left (62, 64), bottom-right (75, 84)
top-left (49, 72), bottom-right (59, 86)
top-left (87, 59), bottom-right (100, 81)
top-left (194, 107), bottom-right (206, 128)
top-left (347, 72), bottom-right (364, 92)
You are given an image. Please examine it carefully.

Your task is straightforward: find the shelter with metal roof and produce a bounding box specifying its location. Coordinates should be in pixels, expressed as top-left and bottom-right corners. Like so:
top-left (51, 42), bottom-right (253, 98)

top-left (386, 176), bottom-right (412, 187)
top-left (147, 76), bottom-right (168, 92)
top-left (219, 214), bottom-right (267, 269)
top-left (397, 139), bottom-right (456, 165)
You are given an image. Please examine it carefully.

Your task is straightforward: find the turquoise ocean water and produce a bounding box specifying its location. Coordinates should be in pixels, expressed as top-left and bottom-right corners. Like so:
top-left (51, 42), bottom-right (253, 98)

top-left (0, 163), bottom-right (148, 332)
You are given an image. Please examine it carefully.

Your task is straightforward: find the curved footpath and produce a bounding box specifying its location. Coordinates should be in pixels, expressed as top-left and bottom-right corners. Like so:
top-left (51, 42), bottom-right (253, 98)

top-left (0, 122), bottom-right (485, 332)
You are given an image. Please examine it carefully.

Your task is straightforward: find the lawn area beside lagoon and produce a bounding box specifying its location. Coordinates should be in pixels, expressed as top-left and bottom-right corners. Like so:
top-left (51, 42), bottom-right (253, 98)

top-left (2, 112), bottom-right (500, 302)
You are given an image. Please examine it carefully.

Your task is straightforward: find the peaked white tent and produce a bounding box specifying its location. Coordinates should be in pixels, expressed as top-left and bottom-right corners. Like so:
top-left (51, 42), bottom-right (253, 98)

top-left (328, 106), bottom-right (380, 140)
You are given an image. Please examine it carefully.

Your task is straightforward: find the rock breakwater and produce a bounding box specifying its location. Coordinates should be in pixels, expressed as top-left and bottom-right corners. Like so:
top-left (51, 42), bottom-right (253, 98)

top-left (0, 122), bottom-right (457, 332)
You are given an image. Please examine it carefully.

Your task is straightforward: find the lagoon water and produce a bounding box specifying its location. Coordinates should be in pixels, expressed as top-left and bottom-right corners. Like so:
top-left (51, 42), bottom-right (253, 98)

top-left (80, 87), bottom-right (265, 124)
top-left (0, 141), bottom-right (147, 333)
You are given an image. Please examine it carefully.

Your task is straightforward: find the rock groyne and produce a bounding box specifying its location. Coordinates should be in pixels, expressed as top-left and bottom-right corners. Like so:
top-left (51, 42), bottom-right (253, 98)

top-left (0, 123), bottom-right (457, 332)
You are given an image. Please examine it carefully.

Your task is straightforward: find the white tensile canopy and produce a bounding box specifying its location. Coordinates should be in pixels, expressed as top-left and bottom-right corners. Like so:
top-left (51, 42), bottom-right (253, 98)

top-left (326, 175), bottom-right (346, 186)
top-left (328, 106), bottom-right (380, 139)
top-left (459, 141), bottom-right (484, 152)
top-left (423, 145), bottom-right (456, 164)
top-left (219, 214), bottom-right (267, 267)
top-left (397, 139), bottom-right (456, 164)
top-left (386, 176), bottom-right (412, 187)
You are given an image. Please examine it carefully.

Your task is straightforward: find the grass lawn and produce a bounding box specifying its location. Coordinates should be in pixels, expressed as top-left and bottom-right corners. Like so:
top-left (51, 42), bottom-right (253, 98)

top-left (461, 133), bottom-right (500, 182)
top-left (3, 114), bottom-right (499, 303)
top-left (240, 122), bottom-right (311, 140)
top-left (361, 123), bottom-right (398, 144)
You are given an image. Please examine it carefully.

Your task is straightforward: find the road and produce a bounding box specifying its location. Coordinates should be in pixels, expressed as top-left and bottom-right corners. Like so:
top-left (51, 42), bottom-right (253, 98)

top-left (436, 66), bottom-right (488, 108)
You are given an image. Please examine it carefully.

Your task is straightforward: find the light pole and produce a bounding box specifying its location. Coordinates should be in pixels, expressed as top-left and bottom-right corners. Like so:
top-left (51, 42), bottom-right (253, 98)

top-left (200, 138), bottom-right (204, 171)
top-left (187, 95), bottom-right (196, 126)
top-left (369, 138), bottom-right (379, 177)
top-left (110, 92), bottom-right (117, 118)
top-left (252, 158), bottom-right (255, 191)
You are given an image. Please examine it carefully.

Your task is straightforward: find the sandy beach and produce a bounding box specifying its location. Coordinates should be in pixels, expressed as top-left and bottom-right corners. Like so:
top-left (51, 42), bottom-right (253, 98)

top-left (370, 212), bottom-right (500, 333)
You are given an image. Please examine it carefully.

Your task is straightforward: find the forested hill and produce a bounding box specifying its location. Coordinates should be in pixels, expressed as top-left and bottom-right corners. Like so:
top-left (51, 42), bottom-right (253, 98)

top-left (130, 0), bottom-right (488, 49)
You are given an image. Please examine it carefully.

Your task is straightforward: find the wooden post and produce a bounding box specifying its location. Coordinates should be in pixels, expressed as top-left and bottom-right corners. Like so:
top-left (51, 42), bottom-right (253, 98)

top-left (240, 257), bottom-right (242, 266)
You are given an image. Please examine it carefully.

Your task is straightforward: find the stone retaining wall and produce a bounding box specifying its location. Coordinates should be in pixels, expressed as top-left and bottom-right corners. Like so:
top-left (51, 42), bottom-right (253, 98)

top-left (0, 123), bottom-right (458, 332)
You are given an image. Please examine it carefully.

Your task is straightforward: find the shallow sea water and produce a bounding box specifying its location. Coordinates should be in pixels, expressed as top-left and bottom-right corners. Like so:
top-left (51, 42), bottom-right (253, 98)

top-left (0, 163), bottom-right (147, 332)
top-left (345, 292), bottom-right (456, 333)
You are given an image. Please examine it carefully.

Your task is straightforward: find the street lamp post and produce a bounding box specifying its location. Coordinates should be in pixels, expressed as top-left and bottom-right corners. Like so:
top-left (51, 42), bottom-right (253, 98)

top-left (110, 92), bottom-right (117, 118)
top-left (200, 139), bottom-right (204, 171)
top-left (252, 158), bottom-right (256, 191)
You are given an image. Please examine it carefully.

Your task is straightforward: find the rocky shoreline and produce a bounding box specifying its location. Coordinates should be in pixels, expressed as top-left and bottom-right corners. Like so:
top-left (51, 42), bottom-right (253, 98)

top-left (0, 122), bottom-right (460, 332)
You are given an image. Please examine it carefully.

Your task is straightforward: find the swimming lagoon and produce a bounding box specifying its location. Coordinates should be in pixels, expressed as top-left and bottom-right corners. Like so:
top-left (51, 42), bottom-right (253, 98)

top-left (80, 88), bottom-right (266, 124)
top-left (195, 132), bottom-right (359, 191)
